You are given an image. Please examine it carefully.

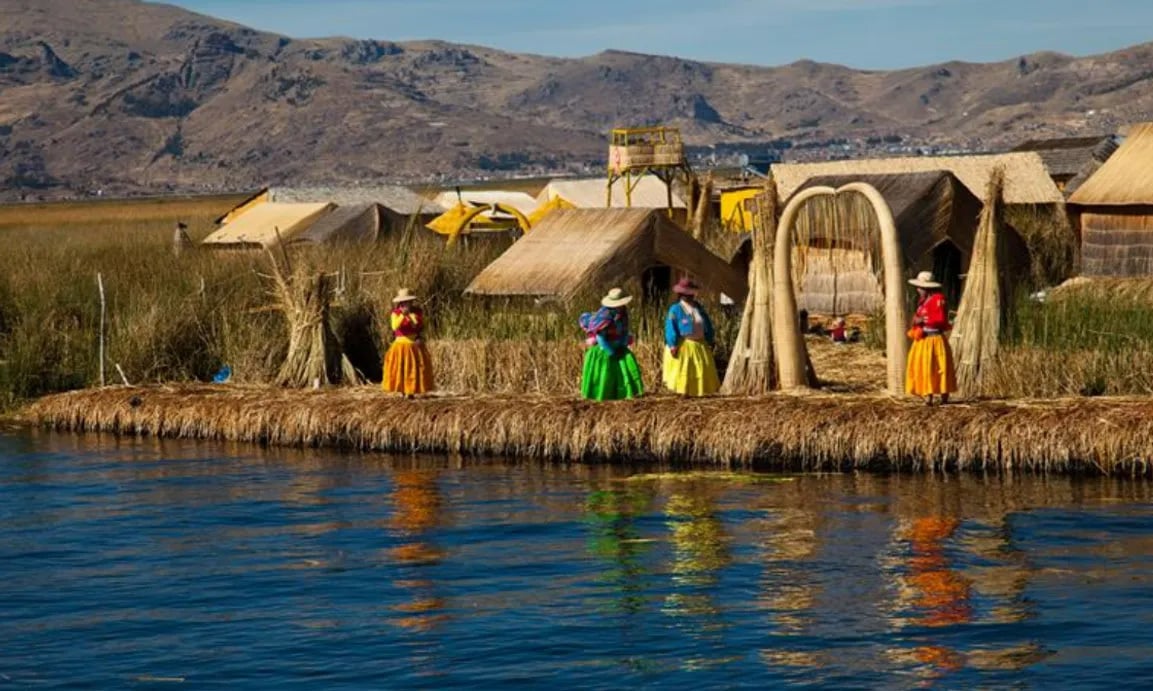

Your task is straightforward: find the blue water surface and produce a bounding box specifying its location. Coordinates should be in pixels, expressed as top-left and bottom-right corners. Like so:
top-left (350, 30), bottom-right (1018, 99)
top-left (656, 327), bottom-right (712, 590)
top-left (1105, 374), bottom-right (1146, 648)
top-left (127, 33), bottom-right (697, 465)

top-left (3, 428), bottom-right (1153, 689)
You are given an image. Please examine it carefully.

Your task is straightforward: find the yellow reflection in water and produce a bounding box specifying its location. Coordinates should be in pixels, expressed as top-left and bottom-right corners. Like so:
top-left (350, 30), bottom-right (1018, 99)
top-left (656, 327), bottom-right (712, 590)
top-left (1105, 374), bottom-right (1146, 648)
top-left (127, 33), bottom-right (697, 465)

top-left (662, 487), bottom-right (731, 625)
top-left (756, 490), bottom-right (826, 670)
top-left (388, 470), bottom-right (448, 632)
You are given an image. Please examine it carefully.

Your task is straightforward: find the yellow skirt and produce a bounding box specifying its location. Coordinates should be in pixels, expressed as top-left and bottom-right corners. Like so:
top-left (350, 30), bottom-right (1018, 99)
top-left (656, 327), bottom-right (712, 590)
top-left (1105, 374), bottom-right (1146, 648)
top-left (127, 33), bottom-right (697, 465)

top-left (905, 334), bottom-right (956, 397)
top-left (383, 340), bottom-right (434, 395)
top-left (662, 340), bottom-right (720, 396)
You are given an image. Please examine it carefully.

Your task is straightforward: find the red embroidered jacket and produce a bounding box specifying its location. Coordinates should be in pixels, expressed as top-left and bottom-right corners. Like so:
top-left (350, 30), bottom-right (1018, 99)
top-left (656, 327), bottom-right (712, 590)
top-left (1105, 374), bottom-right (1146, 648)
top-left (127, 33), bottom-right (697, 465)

top-left (914, 293), bottom-right (950, 332)
top-left (390, 307), bottom-right (424, 341)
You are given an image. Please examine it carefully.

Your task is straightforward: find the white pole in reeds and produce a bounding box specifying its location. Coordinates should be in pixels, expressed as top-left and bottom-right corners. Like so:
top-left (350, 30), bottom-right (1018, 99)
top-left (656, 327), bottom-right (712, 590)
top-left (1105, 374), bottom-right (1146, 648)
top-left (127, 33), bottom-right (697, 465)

top-left (97, 272), bottom-right (106, 387)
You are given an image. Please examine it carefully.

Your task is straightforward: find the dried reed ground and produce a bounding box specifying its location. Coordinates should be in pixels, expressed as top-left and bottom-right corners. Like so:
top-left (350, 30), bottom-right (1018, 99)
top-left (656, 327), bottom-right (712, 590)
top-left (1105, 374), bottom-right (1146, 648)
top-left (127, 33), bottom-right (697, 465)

top-left (21, 384), bottom-right (1153, 475)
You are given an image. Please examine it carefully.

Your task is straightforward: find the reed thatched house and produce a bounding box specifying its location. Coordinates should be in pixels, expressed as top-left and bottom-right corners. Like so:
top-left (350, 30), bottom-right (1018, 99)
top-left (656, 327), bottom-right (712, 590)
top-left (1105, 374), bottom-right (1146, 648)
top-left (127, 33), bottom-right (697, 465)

top-left (732, 172), bottom-right (1031, 315)
top-left (217, 185), bottom-right (441, 237)
top-left (464, 208), bottom-right (747, 304)
top-left (1067, 123), bottom-right (1153, 277)
top-left (772, 152), bottom-right (1063, 206)
top-left (772, 151), bottom-right (1073, 285)
top-left (286, 204), bottom-right (379, 246)
top-left (1010, 135), bottom-right (1120, 196)
top-left (201, 202), bottom-right (334, 249)
top-left (537, 176), bottom-right (687, 210)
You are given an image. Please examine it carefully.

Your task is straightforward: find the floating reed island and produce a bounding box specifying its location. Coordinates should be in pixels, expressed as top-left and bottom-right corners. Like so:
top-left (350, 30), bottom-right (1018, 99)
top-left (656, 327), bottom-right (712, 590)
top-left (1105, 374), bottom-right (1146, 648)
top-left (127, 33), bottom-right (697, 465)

top-left (19, 385), bottom-right (1153, 476)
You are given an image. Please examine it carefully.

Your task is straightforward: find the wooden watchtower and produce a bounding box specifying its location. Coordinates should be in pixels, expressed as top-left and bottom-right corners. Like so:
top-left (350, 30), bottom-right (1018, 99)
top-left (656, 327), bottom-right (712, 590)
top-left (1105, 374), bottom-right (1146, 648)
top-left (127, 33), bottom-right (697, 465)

top-left (607, 127), bottom-right (692, 212)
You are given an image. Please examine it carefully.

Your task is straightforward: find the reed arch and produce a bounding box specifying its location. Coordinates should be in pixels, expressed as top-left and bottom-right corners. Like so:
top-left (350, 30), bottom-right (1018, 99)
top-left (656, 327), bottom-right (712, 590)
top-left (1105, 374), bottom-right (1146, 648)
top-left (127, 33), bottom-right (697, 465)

top-left (773, 183), bottom-right (908, 394)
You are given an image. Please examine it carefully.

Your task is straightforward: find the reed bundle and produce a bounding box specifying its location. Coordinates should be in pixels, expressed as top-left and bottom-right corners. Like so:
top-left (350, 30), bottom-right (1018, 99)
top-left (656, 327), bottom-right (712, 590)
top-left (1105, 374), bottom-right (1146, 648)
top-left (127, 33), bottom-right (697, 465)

top-left (951, 168), bottom-right (1005, 395)
top-left (264, 252), bottom-right (362, 387)
top-left (22, 385), bottom-right (1153, 475)
top-left (690, 173), bottom-right (714, 240)
top-left (722, 183), bottom-right (777, 395)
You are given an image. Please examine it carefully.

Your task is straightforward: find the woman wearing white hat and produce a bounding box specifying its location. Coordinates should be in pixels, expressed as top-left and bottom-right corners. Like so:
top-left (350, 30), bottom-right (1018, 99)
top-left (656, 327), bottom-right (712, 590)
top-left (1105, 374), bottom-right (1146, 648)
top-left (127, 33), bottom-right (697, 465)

top-left (578, 287), bottom-right (644, 401)
top-left (382, 288), bottom-right (434, 397)
top-left (905, 271), bottom-right (956, 404)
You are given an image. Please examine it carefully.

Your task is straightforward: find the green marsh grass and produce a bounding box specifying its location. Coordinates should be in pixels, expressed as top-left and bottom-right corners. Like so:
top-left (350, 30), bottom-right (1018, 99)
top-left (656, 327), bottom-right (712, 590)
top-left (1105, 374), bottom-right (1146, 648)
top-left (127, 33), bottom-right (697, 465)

top-left (2, 199), bottom-right (1149, 407)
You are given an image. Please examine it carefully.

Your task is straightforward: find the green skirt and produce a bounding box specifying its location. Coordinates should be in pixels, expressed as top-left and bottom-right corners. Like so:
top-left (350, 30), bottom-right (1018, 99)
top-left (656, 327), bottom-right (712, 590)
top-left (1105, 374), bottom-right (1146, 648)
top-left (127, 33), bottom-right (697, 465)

top-left (581, 347), bottom-right (644, 401)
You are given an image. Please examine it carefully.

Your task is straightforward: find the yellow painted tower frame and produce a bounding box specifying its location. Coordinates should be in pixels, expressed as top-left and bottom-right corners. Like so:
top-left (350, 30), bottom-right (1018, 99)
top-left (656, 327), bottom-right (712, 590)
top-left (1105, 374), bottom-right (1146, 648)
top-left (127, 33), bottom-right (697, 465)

top-left (607, 127), bottom-right (692, 213)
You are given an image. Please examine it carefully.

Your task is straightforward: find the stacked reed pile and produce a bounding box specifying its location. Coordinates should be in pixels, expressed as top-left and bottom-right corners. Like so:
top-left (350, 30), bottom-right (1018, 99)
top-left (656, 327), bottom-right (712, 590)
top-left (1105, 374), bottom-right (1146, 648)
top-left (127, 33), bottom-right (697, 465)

top-left (951, 168), bottom-right (1006, 395)
top-left (21, 385), bottom-right (1153, 475)
top-left (723, 182), bottom-right (777, 394)
top-left (264, 252), bottom-right (361, 387)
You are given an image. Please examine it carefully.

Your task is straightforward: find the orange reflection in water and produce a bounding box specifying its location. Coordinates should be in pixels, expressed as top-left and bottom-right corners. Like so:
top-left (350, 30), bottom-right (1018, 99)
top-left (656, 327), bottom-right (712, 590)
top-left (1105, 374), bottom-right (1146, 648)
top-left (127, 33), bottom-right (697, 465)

top-left (388, 470), bottom-right (448, 632)
top-left (900, 515), bottom-right (972, 674)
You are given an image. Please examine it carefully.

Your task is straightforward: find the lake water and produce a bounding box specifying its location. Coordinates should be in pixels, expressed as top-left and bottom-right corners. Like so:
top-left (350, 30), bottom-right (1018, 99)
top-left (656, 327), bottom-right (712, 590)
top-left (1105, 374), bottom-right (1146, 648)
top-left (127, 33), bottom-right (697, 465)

top-left (3, 428), bottom-right (1153, 689)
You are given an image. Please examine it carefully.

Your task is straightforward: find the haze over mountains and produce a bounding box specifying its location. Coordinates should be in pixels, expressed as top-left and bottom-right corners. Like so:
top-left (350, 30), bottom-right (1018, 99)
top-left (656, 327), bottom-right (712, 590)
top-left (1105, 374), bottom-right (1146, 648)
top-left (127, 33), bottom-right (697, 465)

top-left (1, 0), bottom-right (1151, 199)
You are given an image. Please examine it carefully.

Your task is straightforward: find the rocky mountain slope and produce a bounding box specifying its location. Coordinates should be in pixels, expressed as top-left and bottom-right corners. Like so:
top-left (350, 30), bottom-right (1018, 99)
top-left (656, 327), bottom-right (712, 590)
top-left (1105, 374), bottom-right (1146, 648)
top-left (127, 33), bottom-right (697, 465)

top-left (2, 0), bottom-right (1151, 198)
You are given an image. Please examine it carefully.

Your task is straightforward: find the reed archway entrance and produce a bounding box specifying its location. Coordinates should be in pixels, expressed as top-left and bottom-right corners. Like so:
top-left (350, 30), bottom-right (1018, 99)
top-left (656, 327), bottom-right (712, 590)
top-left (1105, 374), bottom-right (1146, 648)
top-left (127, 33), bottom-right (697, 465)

top-left (773, 183), bottom-right (908, 394)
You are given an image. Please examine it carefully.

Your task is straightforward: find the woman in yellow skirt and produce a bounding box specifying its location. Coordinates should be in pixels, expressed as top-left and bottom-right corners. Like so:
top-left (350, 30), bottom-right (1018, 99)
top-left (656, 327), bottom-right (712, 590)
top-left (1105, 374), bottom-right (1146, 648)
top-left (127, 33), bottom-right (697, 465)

top-left (383, 288), bottom-right (434, 398)
top-left (905, 271), bottom-right (956, 404)
top-left (663, 278), bottom-right (721, 396)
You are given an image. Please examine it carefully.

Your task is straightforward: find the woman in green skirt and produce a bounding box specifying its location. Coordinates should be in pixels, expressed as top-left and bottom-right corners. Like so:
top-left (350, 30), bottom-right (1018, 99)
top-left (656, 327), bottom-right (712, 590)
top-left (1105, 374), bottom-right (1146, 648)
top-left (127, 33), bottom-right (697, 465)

top-left (578, 288), bottom-right (644, 401)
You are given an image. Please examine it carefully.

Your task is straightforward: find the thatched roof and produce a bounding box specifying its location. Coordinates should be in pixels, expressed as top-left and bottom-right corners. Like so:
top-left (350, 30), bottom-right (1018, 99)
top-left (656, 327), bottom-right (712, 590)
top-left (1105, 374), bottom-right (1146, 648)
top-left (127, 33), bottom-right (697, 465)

top-left (772, 152), bottom-right (1063, 205)
top-left (1011, 135), bottom-right (1119, 179)
top-left (796, 171), bottom-right (981, 265)
top-left (268, 185), bottom-right (438, 216)
top-left (464, 208), bottom-right (746, 302)
top-left (1068, 123), bottom-right (1153, 206)
top-left (202, 203), bottom-right (334, 249)
top-left (538, 176), bottom-right (686, 209)
top-left (287, 204), bottom-right (379, 245)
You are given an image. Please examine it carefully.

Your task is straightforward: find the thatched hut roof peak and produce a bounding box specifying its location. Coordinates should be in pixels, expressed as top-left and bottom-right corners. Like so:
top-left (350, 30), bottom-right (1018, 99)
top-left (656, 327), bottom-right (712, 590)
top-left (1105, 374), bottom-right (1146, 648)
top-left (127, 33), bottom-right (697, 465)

top-left (464, 208), bottom-right (746, 302)
top-left (1068, 123), bottom-right (1153, 206)
top-left (772, 152), bottom-right (1062, 205)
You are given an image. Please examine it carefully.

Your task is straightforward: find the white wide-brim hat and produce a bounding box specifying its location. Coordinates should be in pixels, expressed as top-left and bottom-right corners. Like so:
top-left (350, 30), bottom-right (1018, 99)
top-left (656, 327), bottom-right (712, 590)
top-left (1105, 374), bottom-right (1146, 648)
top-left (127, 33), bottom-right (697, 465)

top-left (392, 288), bottom-right (418, 304)
top-left (601, 287), bottom-right (633, 308)
top-left (907, 271), bottom-right (941, 289)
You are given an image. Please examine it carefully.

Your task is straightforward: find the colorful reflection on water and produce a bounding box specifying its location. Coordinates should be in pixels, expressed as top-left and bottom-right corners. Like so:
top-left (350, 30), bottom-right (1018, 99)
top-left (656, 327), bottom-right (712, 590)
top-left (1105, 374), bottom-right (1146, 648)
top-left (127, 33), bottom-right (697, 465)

top-left (3, 429), bottom-right (1153, 688)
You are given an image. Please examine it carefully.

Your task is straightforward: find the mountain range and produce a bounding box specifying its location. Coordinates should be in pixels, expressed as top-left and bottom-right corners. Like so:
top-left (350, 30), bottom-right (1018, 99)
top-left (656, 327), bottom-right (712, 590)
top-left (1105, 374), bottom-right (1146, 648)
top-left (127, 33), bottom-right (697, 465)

top-left (2, 0), bottom-right (1151, 199)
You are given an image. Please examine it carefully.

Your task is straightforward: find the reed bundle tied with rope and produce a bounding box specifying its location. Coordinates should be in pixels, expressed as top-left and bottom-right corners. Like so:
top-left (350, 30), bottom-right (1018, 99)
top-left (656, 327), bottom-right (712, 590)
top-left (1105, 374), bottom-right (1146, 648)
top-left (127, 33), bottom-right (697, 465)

top-left (951, 167), bottom-right (1006, 396)
top-left (264, 250), bottom-right (362, 388)
top-left (722, 182), bottom-right (778, 395)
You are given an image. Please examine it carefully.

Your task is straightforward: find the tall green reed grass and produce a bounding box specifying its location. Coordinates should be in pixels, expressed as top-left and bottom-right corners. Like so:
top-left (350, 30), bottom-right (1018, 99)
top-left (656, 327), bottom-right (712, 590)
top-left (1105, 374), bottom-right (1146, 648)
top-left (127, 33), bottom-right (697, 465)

top-left (0, 211), bottom-right (741, 408)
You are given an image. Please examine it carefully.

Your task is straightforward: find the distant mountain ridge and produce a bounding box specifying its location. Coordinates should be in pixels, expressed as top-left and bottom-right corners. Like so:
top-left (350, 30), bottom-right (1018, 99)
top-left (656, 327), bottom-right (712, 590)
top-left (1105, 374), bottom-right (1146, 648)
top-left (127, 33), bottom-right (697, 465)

top-left (1, 0), bottom-right (1151, 199)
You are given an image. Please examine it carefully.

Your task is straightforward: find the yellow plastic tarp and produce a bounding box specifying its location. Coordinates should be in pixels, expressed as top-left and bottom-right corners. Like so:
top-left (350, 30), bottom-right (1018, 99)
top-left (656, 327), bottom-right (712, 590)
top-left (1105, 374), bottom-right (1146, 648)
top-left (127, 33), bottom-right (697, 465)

top-left (720, 188), bottom-right (762, 232)
top-left (527, 196), bottom-right (574, 226)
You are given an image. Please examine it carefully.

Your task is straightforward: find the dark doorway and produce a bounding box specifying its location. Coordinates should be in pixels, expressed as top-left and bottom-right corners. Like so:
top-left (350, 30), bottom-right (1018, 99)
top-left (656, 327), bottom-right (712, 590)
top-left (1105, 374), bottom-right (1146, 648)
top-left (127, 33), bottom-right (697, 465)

top-left (931, 240), bottom-right (964, 307)
top-left (642, 265), bottom-right (673, 305)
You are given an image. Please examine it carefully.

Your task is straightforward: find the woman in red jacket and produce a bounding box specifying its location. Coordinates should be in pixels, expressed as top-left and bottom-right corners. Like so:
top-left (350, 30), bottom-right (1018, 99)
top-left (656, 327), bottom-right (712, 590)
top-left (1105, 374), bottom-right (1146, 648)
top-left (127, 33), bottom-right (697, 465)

top-left (905, 272), bottom-right (956, 404)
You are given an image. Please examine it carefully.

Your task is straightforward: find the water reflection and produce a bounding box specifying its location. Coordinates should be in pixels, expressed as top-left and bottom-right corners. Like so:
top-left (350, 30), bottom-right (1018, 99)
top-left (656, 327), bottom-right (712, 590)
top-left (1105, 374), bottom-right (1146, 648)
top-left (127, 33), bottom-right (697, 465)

top-left (757, 503), bottom-right (824, 670)
top-left (585, 487), bottom-right (655, 615)
top-left (387, 470), bottom-right (448, 632)
top-left (896, 515), bottom-right (973, 674)
top-left (661, 484), bottom-right (732, 634)
top-left (6, 430), bottom-right (1153, 687)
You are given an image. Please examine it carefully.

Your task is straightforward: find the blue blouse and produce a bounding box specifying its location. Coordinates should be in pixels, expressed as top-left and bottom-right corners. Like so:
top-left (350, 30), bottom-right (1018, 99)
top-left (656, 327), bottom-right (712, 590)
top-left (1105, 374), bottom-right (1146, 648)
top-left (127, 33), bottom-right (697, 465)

top-left (664, 301), bottom-right (715, 349)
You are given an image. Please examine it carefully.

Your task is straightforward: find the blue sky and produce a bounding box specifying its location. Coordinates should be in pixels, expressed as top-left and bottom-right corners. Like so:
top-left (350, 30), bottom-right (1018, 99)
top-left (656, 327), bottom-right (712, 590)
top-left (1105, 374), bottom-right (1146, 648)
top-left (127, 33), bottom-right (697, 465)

top-left (171, 0), bottom-right (1153, 69)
